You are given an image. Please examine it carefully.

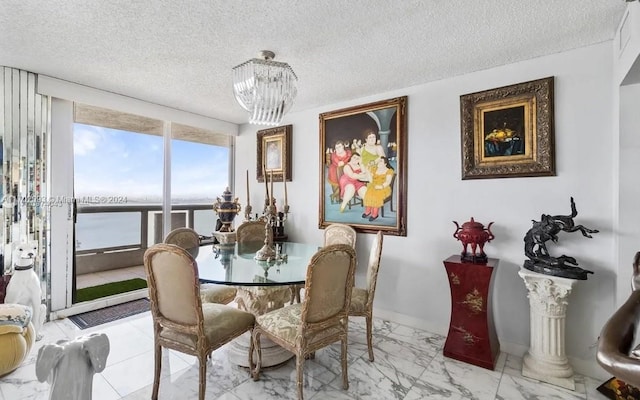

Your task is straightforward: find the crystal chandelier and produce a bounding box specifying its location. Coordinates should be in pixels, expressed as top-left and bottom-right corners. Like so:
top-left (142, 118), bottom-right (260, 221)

top-left (232, 50), bottom-right (298, 126)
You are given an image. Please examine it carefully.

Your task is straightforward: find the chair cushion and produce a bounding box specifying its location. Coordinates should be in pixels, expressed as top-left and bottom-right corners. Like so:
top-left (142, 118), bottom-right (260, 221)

top-left (160, 303), bottom-right (254, 348)
top-left (200, 284), bottom-right (236, 304)
top-left (256, 304), bottom-right (343, 347)
top-left (0, 304), bottom-right (32, 335)
top-left (349, 287), bottom-right (368, 314)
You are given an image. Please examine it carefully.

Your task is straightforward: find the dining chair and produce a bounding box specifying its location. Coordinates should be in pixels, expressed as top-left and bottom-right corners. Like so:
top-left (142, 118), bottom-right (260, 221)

top-left (164, 227), bottom-right (236, 305)
top-left (286, 222), bottom-right (358, 305)
top-left (348, 230), bottom-right (384, 361)
top-left (163, 227), bottom-right (200, 257)
top-left (143, 244), bottom-right (255, 400)
top-left (249, 244), bottom-right (357, 400)
top-left (323, 223), bottom-right (357, 247)
top-left (236, 220), bottom-right (270, 253)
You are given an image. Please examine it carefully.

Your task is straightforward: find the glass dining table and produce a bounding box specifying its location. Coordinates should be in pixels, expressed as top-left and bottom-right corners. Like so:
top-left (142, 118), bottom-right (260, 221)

top-left (196, 241), bottom-right (318, 288)
top-left (195, 241), bottom-right (320, 367)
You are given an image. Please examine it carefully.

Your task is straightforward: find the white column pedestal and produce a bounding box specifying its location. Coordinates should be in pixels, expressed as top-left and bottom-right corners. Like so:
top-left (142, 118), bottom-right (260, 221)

top-left (518, 268), bottom-right (578, 390)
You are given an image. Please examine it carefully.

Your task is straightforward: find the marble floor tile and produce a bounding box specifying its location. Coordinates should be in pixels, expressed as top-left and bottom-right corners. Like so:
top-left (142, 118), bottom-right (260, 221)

top-left (2, 313), bottom-right (611, 400)
top-left (371, 333), bottom-right (440, 378)
top-left (229, 365), bottom-right (328, 400)
top-left (92, 374), bottom-right (122, 400)
top-left (403, 378), bottom-right (466, 400)
top-left (100, 348), bottom-right (191, 397)
top-left (420, 352), bottom-right (503, 400)
top-left (387, 324), bottom-right (447, 352)
top-left (584, 375), bottom-right (609, 400)
top-left (328, 355), bottom-right (420, 400)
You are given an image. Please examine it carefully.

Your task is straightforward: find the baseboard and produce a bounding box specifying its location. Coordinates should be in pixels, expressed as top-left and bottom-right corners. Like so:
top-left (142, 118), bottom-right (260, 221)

top-left (372, 306), bottom-right (609, 381)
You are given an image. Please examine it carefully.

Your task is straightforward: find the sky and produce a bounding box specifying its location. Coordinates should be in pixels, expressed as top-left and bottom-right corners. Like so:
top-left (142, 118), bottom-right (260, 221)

top-left (73, 123), bottom-right (230, 202)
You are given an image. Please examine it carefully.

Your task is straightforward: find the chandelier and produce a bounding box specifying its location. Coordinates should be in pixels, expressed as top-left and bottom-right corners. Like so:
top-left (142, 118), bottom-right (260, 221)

top-left (232, 50), bottom-right (298, 126)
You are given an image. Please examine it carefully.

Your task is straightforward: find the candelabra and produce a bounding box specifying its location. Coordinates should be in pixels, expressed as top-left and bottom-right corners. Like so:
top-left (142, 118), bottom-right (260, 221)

top-left (254, 198), bottom-right (291, 260)
top-left (244, 203), bottom-right (252, 222)
top-left (254, 203), bottom-right (278, 261)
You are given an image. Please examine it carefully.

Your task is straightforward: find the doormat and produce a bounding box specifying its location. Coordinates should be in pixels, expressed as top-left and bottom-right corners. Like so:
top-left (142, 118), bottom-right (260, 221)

top-left (76, 278), bottom-right (148, 303)
top-left (597, 376), bottom-right (640, 400)
top-left (68, 298), bottom-right (150, 329)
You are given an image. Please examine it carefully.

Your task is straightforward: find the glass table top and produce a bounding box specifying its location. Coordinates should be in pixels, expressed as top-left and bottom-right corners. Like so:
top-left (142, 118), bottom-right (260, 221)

top-left (195, 242), bottom-right (320, 286)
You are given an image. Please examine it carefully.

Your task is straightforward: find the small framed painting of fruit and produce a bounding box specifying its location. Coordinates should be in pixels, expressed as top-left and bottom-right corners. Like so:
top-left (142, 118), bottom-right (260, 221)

top-left (460, 77), bottom-right (555, 179)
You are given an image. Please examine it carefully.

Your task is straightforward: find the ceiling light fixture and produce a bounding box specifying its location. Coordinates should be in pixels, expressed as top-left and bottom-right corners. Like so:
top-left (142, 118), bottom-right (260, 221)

top-left (232, 50), bottom-right (298, 126)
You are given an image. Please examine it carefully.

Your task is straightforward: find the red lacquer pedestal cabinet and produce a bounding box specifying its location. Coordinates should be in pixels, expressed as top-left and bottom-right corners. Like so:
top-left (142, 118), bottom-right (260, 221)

top-left (443, 255), bottom-right (500, 370)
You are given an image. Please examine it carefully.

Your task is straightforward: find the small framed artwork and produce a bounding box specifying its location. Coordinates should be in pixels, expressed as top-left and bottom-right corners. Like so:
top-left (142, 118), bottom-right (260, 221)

top-left (460, 76), bottom-right (555, 179)
top-left (319, 96), bottom-right (407, 236)
top-left (257, 125), bottom-right (292, 183)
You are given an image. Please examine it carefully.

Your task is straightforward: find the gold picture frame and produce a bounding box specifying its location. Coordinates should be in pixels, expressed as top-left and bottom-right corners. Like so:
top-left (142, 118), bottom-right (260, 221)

top-left (319, 96), bottom-right (407, 236)
top-left (460, 77), bottom-right (555, 179)
top-left (257, 125), bottom-right (292, 182)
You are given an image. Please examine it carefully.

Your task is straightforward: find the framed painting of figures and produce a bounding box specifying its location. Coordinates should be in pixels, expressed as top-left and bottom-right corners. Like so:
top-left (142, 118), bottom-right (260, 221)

top-left (318, 96), bottom-right (407, 236)
top-left (460, 77), bottom-right (555, 179)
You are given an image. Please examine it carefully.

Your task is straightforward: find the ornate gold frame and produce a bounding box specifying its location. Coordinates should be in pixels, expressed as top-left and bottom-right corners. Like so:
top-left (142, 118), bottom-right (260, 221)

top-left (256, 125), bottom-right (292, 182)
top-left (318, 97), bottom-right (407, 236)
top-left (460, 77), bottom-right (555, 179)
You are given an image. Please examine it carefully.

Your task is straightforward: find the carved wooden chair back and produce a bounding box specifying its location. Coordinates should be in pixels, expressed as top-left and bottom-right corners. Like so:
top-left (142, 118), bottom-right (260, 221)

top-left (144, 244), bottom-right (254, 400)
top-left (348, 231), bottom-right (384, 361)
top-left (163, 227), bottom-right (200, 257)
top-left (249, 244), bottom-right (357, 400)
top-left (323, 223), bottom-right (356, 248)
top-left (164, 228), bottom-right (235, 304)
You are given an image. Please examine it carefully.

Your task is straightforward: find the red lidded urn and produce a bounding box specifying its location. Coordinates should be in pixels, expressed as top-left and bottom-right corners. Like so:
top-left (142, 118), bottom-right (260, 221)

top-left (453, 217), bottom-right (494, 264)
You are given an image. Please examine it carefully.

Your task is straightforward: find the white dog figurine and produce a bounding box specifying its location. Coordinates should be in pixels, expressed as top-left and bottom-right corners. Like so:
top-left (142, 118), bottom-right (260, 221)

top-left (5, 241), bottom-right (45, 340)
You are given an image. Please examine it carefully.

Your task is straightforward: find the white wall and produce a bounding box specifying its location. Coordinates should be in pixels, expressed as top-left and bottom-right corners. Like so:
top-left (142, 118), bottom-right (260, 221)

top-left (235, 42), bottom-right (618, 377)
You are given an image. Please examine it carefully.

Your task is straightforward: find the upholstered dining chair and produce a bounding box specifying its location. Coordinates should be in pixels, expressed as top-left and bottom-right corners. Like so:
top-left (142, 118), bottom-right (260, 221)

top-left (144, 244), bottom-right (255, 400)
top-left (323, 223), bottom-right (357, 247)
top-left (284, 222), bottom-right (358, 305)
top-left (348, 230), bottom-right (384, 362)
top-left (249, 244), bottom-right (357, 400)
top-left (235, 220), bottom-right (270, 254)
top-left (163, 227), bottom-right (200, 257)
top-left (164, 227), bottom-right (236, 305)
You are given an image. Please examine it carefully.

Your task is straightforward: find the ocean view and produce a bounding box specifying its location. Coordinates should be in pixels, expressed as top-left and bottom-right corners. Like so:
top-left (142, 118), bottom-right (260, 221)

top-left (75, 208), bottom-right (217, 250)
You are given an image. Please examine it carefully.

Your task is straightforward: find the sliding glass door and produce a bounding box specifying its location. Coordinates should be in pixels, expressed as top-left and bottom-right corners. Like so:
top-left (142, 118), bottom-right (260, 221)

top-left (71, 104), bottom-right (231, 304)
top-left (170, 125), bottom-right (230, 241)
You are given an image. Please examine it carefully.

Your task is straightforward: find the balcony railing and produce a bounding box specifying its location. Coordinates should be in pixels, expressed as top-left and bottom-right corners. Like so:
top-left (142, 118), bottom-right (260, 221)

top-left (76, 203), bottom-right (216, 275)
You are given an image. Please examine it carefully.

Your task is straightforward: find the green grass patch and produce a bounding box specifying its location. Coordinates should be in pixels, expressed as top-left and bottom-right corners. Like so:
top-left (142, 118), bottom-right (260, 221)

top-left (76, 278), bottom-right (148, 303)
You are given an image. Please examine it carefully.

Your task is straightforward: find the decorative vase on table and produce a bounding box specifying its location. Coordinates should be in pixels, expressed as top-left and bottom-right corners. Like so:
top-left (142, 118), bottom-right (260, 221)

top-left (212, 187), bottom-right (242, 244)
top-left (452, 217), bottom-right (494, 264)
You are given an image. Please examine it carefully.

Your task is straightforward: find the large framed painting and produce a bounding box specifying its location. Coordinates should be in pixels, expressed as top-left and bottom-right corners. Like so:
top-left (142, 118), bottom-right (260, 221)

top-left (257, 125), bottom-right (292, 183)
top-left (460, 77), bottom-right (555, 179)
top-left (319, 96), bottom-right (407, 236)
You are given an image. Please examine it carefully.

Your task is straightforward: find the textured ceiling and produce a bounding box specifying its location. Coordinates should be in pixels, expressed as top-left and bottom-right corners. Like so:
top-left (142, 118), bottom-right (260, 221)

top-left (0, 1), bottom-right (628, 125)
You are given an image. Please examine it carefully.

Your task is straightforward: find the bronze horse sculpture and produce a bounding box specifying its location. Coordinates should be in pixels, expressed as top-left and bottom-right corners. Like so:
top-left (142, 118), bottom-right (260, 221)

top-left (523, 197), bottom-right (598, 280)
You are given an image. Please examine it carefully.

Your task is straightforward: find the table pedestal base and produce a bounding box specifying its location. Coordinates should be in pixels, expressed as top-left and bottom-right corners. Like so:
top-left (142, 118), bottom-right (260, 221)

top-left (230, 286), bottom-right (294, 367)
top-left (228, 331), bottom-right (293, 367)
top-left (518, 268), bottom-right (577, 391)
